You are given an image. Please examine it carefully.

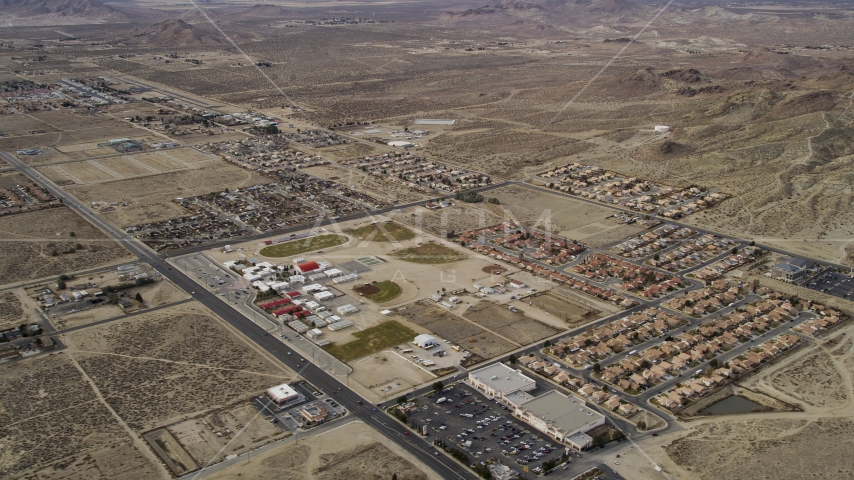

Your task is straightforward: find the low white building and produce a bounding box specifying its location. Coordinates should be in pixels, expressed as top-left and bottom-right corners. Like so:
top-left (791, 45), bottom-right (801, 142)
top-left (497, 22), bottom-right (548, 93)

top-left (468, 363), bottom-right (536, 401)
top-left (267, 383), bottom-right (299, 405)
top-left (314, 291), bottom-right (335, 301)
top-left (337, 304), bottom-right (359, 316)
top-left (414, 334), bottom-right (440, 349)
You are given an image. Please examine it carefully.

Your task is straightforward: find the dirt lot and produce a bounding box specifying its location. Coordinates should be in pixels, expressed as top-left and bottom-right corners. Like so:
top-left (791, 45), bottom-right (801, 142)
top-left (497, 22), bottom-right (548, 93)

top-left (0, 290), bottom-right (29, 330)
top-left (0, 354), bottom-right (165, 479)
top-left (0, 207), bottom-right (129, 286)
top-left (65, 162), bottom-right (271, 227)
top-left (525, 291), bottom-right (602, 328)
top-left (63, 302), bottom-right (295, 431)
top-left (397, 300), bottom-right (517, 359)
top-left (349, 350), bottom-right (436, 401)
top-left (165, 402), bottom-right (289, 469)
top-left (464, 302), bottom-right (561, 346)
top-left (203, 421), bottom-right (438, 480)
top-left (484, 185), bottom-right (637, 241)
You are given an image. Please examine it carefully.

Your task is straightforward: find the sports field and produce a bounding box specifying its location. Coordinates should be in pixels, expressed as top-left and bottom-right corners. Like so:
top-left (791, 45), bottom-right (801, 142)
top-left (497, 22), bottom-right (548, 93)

top-left (259, 234), bottom-right (348, 258)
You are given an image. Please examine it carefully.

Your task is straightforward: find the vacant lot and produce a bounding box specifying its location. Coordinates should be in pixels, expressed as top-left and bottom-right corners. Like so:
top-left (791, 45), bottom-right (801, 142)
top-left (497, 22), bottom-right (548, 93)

top-left (0, 354), bottom-right (163, 479)
top-left (203, 421), bottom-right (437, 480)
top-left (164, 402), bottom-right (289, 470)
top-left (350, 351), bottom-right (436, 399)
top-left (259, 234), bottom-right (348, 258)
top-left (350, 222), bottom-right (416, 243)
top-left (324, 320), bottom-right (417, 363)
top-left (527, 291), bottom-right (602, 327)
top-left (64, 302), bottom-right (295, 431)
top-left (486, 185), bottom-right (628, 239)
top-left (362, 280), bottom-right (402, 303)
top-left (0, 207), bottom-right (129, 286)
top-left (0, 290), bottom-right (27, 330)
top-left (393, 243), bottom-right (467, 264)
top-left (397, 301), bottom-right (517, 359)
top-left (66, 162), bottom-right (271, 228)
top-left (465, 302), bottom-right (561, 345)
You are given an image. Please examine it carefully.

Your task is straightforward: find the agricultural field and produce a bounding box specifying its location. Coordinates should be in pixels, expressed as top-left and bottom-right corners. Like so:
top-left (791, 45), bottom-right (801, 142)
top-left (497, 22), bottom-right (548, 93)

top-left (35, 148), bottom-right (216, 186)
top-left (349, 222), bottom-right (416, 243)
top-left (393, 243), bottom-right (467, 264)
top-left (259, 234), bottom-right (349, 258)
top-left (0, 207), bottom-right (129, 286)
top-left (323, 320), bottom-right (417, 363)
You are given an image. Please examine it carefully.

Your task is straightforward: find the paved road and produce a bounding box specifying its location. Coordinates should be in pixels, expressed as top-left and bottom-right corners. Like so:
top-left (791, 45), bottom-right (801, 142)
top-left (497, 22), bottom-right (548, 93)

top-left (1, 150), bottom-right (474, 480)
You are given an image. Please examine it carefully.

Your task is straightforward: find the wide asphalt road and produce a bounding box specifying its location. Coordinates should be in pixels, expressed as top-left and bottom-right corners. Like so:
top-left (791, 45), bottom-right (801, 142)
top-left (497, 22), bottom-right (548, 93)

top-left (1, 150), bottom-right (475, 480)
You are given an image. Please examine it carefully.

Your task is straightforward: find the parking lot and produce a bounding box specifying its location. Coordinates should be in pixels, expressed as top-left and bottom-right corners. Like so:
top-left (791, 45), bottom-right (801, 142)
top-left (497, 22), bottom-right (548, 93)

top-left (404, 382), bottom-right (572, 476)
top-left (804, 268), bottom-right (854, 299)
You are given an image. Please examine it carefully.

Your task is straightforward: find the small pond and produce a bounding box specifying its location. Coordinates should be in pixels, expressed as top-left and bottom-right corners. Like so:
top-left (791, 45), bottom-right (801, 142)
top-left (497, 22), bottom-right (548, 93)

top-left (700, 395), bottom-right (769, 415)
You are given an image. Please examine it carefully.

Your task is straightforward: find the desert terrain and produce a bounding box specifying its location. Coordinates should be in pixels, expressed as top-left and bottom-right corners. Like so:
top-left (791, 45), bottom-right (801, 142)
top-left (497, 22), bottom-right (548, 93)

top-left (0, 206), bottom-right (129, 286)
top-left (3, 0), bottom-right (854, 478)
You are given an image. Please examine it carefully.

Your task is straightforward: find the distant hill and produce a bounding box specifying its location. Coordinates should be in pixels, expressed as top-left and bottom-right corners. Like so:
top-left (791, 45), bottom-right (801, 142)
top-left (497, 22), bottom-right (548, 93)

top-left (0, 0), bottom-right (129, 23)
top-left (108, 19), bottom-right (227, 47)
top-left (234, 4), bottom-right (295, 18)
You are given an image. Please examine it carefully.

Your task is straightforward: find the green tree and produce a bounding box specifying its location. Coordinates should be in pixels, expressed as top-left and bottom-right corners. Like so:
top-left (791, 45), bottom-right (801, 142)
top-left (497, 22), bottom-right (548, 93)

top-left (56, 279), bottom-right (66, 290)
top-left (543, 339), bottom-right (551, 348)
top-left (432, 381), bottom-right (444, 392)
top-left (508, 354), bottom-right (517, 364)
top-left (637, 420), bottom-right (647, 431)
top-left (731, 247), bottom-right (738, 255)
top-left (135, 292), bottom-right (143, 303)
top-left (69, 231), bottom-right (75, 237)
top-left (397, 395), bottom-right (408, 404)
top-left (593, 362), bottom-right (601, 373)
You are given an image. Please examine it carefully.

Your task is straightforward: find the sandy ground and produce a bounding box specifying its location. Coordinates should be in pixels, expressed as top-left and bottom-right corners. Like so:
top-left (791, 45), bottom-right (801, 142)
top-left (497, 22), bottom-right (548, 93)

top-left (167, 402), bottom-right (290, 467)
top-left (0, 207), bottom-right (130, 286)
top-left (203, 421), bottom-right (439, 480)
top-left (0, 353), bottom-right (167, 480)
top-left (615, 318), bottom-right (854, 480)
top-left (0, 289), bottom-right (29, 330)
top-left (61, 301), bottom-right (295, 431)
top-left (349, 351), bottom-right (436, 402)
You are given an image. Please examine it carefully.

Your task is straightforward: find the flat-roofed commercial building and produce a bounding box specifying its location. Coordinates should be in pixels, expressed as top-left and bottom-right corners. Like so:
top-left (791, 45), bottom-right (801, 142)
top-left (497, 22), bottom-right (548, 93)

top-left (514, 390), bottom-right (605, 450)
top-left (266, 383), bottom-right (299, 405)
top-left (468, 363), bottom-right (536, 401)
